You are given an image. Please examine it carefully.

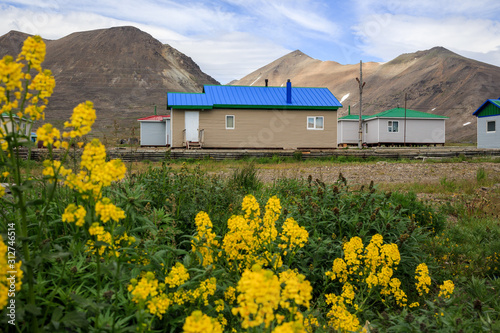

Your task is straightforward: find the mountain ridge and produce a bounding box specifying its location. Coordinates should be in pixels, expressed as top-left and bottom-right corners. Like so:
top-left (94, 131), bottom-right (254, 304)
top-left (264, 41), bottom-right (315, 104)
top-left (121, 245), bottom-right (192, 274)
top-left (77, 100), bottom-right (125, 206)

top-left (231, 47), bottom-right (500, 142)
top-left (0, 26), bottom-right (219, 139)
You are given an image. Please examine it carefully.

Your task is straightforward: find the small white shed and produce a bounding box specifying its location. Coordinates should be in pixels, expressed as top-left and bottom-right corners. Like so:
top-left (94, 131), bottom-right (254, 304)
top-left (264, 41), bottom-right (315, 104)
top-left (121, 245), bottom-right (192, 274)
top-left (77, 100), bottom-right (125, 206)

top-left (137, 115), bottom-right (171, 146)
top-left (338, 108), bottom-right (448, 146)
top-left (473, 99), bottom-right (500, 149)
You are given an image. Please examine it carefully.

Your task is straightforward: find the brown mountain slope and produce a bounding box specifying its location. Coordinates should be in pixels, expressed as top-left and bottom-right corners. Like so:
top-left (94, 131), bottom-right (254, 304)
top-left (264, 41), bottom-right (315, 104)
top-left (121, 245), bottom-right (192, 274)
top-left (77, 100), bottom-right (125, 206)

top-left (232, 47), bottom-right (500, 143)
top-left (0, 26), bottom-right (219, 139)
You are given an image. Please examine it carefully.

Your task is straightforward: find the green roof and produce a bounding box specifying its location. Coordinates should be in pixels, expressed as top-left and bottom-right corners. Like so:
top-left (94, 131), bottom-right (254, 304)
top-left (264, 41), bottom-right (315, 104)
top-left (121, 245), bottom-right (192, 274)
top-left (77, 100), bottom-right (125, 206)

top-left (338, 114), bottom-right (374, 120)
top-left (473, 99), bottom-right (500, 117)
top-left (339, 108), bottom-right (448, 120)
top-left (373, 108), bottom-right (448, 119)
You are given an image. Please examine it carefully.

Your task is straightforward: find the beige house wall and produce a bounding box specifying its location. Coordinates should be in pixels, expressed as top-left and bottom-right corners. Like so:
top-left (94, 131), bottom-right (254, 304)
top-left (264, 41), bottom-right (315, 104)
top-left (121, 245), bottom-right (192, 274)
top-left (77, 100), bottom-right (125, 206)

top-left (171, 108), bottom-right (337, 149)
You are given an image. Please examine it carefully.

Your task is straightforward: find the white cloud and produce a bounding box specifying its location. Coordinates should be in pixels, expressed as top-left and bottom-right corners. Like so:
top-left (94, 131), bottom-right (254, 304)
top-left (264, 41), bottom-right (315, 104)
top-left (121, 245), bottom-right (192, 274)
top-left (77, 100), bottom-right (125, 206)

top-left (355, 0), bottom-right (500, 18)
top-left (169, 32), bottom-right (291, 84)
top-left (353, 14), bottom-right (500, 66)
top-left (0, 4), bottom-right (290, 83)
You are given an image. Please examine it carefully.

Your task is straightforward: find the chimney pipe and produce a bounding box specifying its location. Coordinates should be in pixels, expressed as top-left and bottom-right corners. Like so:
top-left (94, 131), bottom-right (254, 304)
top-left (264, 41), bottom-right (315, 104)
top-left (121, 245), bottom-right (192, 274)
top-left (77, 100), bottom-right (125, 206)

top-left (286, 79), bottom-right (292, 104)
top-left (265, 79), bottom-right (268, 87)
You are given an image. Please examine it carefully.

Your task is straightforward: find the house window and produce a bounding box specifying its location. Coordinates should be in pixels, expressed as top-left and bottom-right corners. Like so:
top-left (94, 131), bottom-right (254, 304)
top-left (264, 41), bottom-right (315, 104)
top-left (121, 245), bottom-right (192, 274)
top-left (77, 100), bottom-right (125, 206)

top-left (487, 121), bottom-right (496, 132)
top-left (307, 116), bottom-right (324, 130)
top-left (388, 120), bottom-right (399, 132)
top-left (226, 115), bottom-right (235, 129)
top-left (365, 123), bottom-right (368, 134)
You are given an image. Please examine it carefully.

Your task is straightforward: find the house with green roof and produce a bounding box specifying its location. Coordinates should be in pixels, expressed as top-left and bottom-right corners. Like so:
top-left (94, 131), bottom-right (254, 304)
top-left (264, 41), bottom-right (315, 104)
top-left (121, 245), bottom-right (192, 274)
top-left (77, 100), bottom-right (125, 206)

top-left (166, 82), bottom-right (342, 149)
top-left (338, 108), bottom-right (448, 146)
top-left (473, 99), bottom-right (500, 149)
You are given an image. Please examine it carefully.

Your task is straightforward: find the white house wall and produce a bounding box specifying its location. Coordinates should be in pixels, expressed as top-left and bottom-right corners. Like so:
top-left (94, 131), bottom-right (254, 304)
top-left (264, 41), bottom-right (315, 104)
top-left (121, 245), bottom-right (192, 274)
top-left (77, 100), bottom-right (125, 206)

top-left (140, 122), bottom-right (167, 146)
top-left (376, 118), bottom-right (445, 144)
top-left (477, 115), bottom-right (500, 149)
top-left (406, 119), bottom-right (445, 143)
top-left (365, 119), bottom-right (379, 144)
top-left (338, 120), bottom-right (359, 144)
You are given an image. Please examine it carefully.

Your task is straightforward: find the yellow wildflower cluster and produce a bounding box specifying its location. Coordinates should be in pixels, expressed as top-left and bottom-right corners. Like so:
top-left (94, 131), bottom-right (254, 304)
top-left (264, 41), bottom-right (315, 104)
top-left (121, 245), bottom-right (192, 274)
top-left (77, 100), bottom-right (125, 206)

top-left (165, 262), bottom-right (190, 288)
top-left (61, 203), bottom-right (86, 227)
top-left (86, 222), bottom-right (135, 258)
top-left (232, 264), bottom-right (312, 330)
top-left (63, 139), bottom-right (126, 199)
top-left (327, 234), bottom-right (407, 308)
top-left (221, 195), bottom-right (308, 271)
top-left (130, 264), bottom-right (218, 320)
top-left (95, 197), bottom-right (126, 223)
top-left (129, 272), bottom-right (159, 303)
top-left (192, 211), bottom-right (219, 266)
top-left (17, 35), bottom-right (45, 71)
top-left (0, 236), bottom-right (23, 310)
top-left (183, 310), bottom-right (222, 333)
top-left (272, 318), bottom-right (306, 333)
top-left (279, 217), bottom-right (309, 254)
top-left (232, 264), bottom-right (282, 329)
top-left (438, 280), bottom-right (455, 298)
top-left (415, 263), bottom-right (431, 296)
top-left (172, 277), bottom-right (217, 306)
top-left (63, 101), bottom-right (96, 138)
top-left (0, 184), bottom-right (5, 199)
top-left (325, 293), bottom-right (363, 332)
top-left (1, 36), bottom-right (55, 125)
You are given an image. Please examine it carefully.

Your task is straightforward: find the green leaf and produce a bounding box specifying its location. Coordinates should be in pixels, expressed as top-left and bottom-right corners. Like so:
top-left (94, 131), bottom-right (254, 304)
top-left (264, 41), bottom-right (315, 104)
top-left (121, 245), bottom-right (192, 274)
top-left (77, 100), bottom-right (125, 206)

top-left (61, 310), bottom-right (88, 328)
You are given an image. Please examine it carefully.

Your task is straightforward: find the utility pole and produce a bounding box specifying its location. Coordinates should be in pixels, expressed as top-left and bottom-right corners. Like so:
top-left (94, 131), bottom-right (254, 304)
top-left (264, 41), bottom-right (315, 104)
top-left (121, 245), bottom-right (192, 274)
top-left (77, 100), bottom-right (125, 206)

top-left (404, 93), bottom-right (407, 146)
top-left (355, 61), bottom-right (366, 149)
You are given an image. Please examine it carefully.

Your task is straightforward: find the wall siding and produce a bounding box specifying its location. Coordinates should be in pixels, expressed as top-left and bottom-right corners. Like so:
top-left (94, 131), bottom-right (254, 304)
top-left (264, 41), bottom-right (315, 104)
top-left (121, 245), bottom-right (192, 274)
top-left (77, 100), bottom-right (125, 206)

top-left (173, 108), bottom-right (337, 149)
top-left (171, 109), bottom-right (186, 147)
top-left (376, 118), bottom-right (445, 144)
top-left (477, 115), bottom-right (500, 149)
top-left (337, 120), bottom-right (359, 144)
top-left (140, 122), bottom-right (166, 146)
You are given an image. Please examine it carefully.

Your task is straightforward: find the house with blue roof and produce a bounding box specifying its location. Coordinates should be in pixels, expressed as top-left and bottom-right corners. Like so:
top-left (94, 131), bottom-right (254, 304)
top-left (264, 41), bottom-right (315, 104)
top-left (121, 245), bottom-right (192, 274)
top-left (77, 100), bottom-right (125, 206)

top-left (166, 81), bottom-right (342, 149)
top-left (338, 108), bottom-right (448, 146)
top-left (473, 98), bottom-right (500, 149)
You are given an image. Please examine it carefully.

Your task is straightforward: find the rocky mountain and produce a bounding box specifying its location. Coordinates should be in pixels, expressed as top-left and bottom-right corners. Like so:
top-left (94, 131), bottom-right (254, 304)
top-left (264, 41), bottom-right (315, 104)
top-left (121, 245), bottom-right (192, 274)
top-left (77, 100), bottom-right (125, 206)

top-left (231, 48), bottom-right (500, 143)
top-left (0, 26), bottom-right (219, 139)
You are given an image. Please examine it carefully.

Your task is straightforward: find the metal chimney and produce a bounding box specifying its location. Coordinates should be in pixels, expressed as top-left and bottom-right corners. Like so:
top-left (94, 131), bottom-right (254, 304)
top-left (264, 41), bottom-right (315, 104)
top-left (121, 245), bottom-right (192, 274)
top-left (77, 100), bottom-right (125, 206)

top-left (265, 79), bottom-right (268, 87)
top-left (286, 79), bottom-right (292, 104)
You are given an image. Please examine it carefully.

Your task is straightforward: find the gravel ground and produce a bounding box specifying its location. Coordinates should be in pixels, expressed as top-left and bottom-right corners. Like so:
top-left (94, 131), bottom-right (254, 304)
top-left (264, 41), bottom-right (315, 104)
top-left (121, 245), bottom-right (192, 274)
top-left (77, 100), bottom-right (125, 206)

top-left (254, 162), bottom-right (500, 186)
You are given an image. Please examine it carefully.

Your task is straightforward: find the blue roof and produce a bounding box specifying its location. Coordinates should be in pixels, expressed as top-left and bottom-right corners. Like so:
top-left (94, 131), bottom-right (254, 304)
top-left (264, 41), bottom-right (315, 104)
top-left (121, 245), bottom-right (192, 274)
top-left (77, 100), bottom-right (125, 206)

top-left (167, 85), bottom-right (342, 110)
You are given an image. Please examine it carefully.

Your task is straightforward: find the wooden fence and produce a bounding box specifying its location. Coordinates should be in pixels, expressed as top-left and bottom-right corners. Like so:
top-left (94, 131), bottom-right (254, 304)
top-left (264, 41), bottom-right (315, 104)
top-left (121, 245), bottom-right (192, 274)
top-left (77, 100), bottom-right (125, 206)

top-left (25, 147), bottom-right (500, 162)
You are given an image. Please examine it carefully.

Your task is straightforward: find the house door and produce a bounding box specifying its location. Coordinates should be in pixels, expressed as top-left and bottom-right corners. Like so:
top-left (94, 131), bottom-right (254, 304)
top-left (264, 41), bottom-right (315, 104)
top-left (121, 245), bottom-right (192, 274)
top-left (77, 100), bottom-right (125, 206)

top-left (185, 111), bottom-right (199, 142)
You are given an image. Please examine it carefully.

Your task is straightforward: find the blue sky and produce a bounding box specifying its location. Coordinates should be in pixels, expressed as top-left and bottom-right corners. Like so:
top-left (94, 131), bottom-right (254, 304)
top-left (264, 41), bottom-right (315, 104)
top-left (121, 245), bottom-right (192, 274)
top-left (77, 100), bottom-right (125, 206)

top-left (2, 0), bottom-right (500, 83)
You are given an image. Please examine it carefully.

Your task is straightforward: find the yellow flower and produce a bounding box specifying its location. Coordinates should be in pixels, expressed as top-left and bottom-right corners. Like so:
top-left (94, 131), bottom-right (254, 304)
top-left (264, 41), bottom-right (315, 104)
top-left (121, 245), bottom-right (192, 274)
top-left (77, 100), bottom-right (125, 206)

top-left (232, 265), bottom-right (281, 329)
top-left (95, 197), bottom-right (125, 223)
top-left (17, 35), bottom-right (45, 71)
top-left (325, 293), bottom-right (362, 332)
top-left (130, 272), bottom-right (158, 303)
top-left (279, 270), bottom-right (313, 309)
top-left (415, 263), bottom-right (431, 296)
top-left (165, 262), bottom-right (190, 288)
top-left (63, 101), bottom-right (96, 138)
top-left (192, 211), bottom-right (219, 266)
top-left (438, 280), bottom-right (454, 298)
top-left (183, 311), bottom-right (222, 333)
top-left (280, 217), bottom-right (308, 250)
top-left (147, 294), bottom-right (170, 319)
top-left (62, 203), bottom-right (86, 227)
top-left (36, 123), bottom-right (60, 146)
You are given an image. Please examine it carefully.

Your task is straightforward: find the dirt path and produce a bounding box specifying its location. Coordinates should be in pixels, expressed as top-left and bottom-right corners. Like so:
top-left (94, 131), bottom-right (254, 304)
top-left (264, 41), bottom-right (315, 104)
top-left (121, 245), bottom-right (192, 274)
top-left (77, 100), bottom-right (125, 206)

top-left (255, 162), bottom-right (500, 186)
